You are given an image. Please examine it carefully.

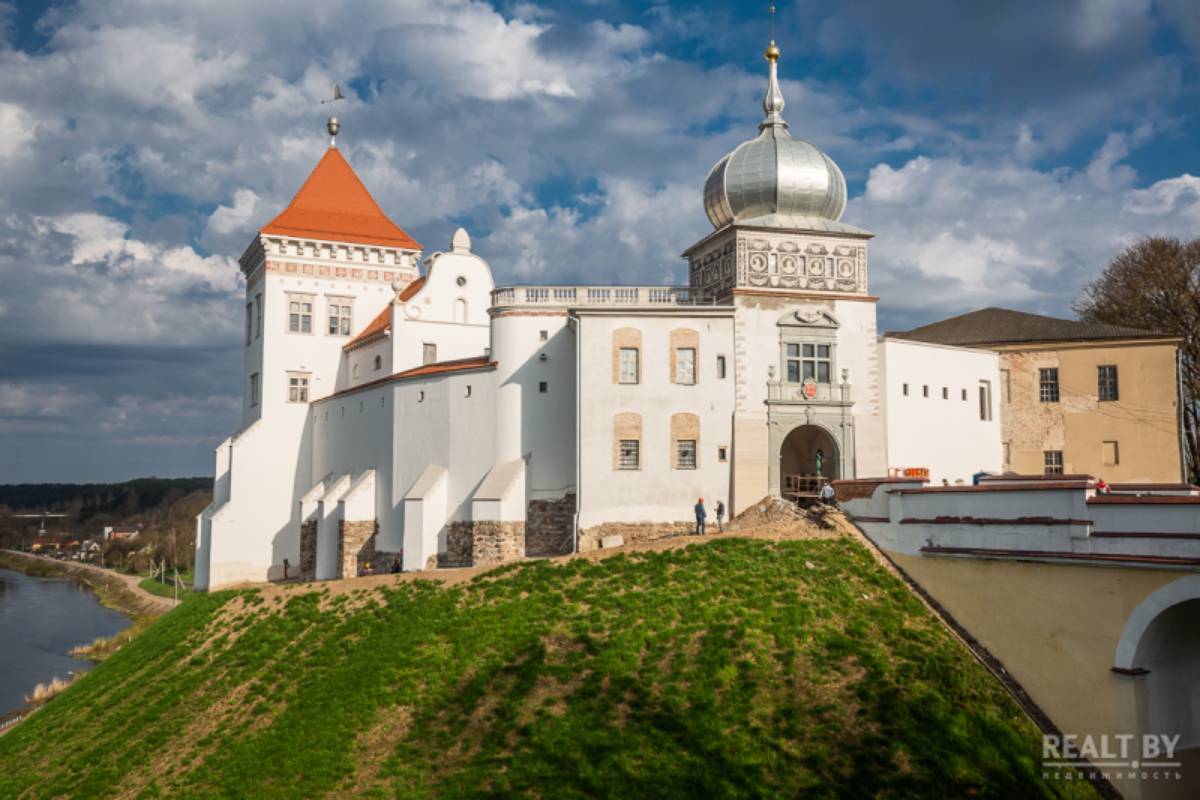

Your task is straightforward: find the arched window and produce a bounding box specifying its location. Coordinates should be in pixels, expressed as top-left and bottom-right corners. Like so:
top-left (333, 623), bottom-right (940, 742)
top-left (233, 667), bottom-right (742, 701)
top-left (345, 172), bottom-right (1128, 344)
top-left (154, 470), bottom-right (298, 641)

top-left (454, 298), bottom-right (468, 323)
top-left (374, 355), bottom-right (382, 371)
top-left (352, 363), bottom-right (359, 379)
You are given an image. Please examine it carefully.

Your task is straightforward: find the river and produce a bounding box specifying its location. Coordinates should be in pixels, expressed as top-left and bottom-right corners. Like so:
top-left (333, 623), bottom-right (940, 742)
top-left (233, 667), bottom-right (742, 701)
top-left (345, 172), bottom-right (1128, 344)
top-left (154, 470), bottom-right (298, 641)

top-left (0, 567), bottom-right (131, 715)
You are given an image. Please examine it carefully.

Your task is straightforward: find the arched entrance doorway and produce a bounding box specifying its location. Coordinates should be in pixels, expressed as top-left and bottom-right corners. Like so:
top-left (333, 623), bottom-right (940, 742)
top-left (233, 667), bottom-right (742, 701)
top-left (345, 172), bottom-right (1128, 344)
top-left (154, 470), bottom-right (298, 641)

top-left (780, 425), bottom-right (839, 499)
top-left (1114, 577), bottom-right (1200, 797)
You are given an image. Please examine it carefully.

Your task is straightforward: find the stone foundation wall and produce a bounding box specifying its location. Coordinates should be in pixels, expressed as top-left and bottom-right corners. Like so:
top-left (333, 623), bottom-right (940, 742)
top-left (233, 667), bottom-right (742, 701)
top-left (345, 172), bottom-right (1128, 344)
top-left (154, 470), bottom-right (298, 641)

top-left (526, 494), bottom-right (576, 557)
top-left (577, 521), bottom-right (696, 552)
top-left (439, 520), bottom-right (525, 568)
top-left (338, 519), bottom-right (402, 578)
top-left (299, 520), bottom-right (317, 580)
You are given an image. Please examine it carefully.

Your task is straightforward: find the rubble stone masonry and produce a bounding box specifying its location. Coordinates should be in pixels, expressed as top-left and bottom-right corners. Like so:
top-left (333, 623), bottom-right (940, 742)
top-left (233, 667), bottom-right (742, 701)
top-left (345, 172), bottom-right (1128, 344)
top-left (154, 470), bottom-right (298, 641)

top-left (577, 521), bottom-right (696, 552)
top-left (440, 520), bottom-right (526, 568)
top-left (525, 494), bottom-right (576, 557)
top-left (299, 520), bottom-right (317, 580)
top-left (338, 519), bottom-right (401, 578)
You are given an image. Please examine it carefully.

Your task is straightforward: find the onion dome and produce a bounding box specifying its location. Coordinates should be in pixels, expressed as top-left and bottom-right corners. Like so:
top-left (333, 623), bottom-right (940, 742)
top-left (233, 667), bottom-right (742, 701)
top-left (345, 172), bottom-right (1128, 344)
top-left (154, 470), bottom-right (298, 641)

top-left (703, 42), bottom-right (861, 234)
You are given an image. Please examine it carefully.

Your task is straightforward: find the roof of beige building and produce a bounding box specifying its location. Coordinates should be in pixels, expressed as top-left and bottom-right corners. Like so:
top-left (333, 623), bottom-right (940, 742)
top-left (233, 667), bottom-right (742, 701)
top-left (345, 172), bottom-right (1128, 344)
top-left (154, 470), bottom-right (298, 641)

top-left (889, 307), bottom-right (1175, 347)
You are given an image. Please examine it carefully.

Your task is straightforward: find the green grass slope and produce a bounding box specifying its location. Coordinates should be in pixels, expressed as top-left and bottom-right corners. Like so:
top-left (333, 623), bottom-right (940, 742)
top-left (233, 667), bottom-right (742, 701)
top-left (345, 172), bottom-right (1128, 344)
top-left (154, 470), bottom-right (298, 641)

top-left (0, 536), bottom-right (1097, 799)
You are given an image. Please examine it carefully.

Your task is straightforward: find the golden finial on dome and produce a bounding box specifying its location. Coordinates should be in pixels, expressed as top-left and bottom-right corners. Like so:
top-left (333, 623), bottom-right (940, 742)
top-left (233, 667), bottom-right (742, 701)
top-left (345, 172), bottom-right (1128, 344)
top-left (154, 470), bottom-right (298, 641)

top-left (765, 41), bottom-right (781, 62)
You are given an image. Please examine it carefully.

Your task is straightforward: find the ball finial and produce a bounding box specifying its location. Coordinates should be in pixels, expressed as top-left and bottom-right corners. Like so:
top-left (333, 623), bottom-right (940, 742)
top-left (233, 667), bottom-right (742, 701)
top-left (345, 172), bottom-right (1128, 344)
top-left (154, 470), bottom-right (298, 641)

top-left (765, 41), bottom-right (780, 62)
top-left (326, 116), bottom-right (340, 147)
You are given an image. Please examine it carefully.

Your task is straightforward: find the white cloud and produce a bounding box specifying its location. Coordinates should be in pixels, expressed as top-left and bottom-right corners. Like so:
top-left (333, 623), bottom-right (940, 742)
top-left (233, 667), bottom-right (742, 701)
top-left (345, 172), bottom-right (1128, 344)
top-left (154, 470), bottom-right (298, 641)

top-left (851, 135), bottom-right (1200, 320)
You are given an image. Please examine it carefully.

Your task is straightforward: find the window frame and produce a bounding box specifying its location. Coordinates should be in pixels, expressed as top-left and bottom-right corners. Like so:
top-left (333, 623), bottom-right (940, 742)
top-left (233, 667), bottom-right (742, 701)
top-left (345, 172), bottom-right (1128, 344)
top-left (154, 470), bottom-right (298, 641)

top-left (1039, 368), bottom-right (1060, 403)
top-left (1044, 450), bottom-right (1064, 475)
top-left (1098, 365), bottom-right (1119, 402)
top-left (716, 354), bottom-right (727, 380)
top-left (245, 302), bottom-right (253, 346)
top-left (675, 439), bottom-right (698, 470)
top-left (286, 293), bottom-right (315, 335)
top-left (784, 341), bottom-right (833, 385)
top-left (249, 372), bottom-right (260, 407)
top-left (618, 439), bottom-right (640, 470)
top-left (978, 380), bottom-right (993, 421)
top-left (675, 347), bottom-right (697, 385)
top-left (254, 293), bottom-right (263, 339)
top-left (422, 342), bottom-right (438, 365)
top-left (618, 347), bottom-right (640, 385)
top-left (287, 372), bottom-right (310, 404)
top-left (327, 296), bottom-right (353, 337)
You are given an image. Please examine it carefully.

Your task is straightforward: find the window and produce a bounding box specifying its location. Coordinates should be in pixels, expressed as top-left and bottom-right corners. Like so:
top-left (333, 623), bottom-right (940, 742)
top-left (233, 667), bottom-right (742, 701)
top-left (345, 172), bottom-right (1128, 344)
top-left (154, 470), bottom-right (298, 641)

top-left (676, 440), bottom-right (697, 470)
top-left (676, 347), bottom-right (696, 385)
top-left (786, 343), bottom-right (832, 383)
top-left (538, 381), bottom-right (548, 393)
top-left (619, 348), bottom-right (640, 384)
top-left (245, 303), bottom-right (252, 345)
top-left (942, 387), bottom-right (948, 400)
top-left (1044, 450), bottom-right (1064, 475)
top-left (718, 446), bottom-right (728, 463)
top-left (716, 355), bottom-right (727, 379)
top-left (1102, 440), bottom-right (1120, 466)
top-left (1039, 368), bottom-right (1060, 402)
top-left (374, 355), bottom-right (382, 371)
top-left (288, 373), bottom-right (309, 403)
top-left (288, 295), bottom-right (313, 334)
top-left (923, 385), bottom-right (929, 398)
top-left (422, 343), bottom-right (437, 365)
top-left (464, 385), bottom-right (472, 398)
top-left (979, 380), bottom-right (993, 421)
top-left (902, 383), bottom-right (909, 396)
top-left (618, 440), bottom-right (640, 469)
top-left (327, 299), bottom-right (352, 336)
top-left (1098, 365), bottom-right (1119, 401)
top-left (539, 329), bottom-right (548, 342)
top-left (249, 373), bottom-right (260, 407)
top-left (255, 294), bottom-right (263, 338)
top-left (962, 388), bottom-right (967, 401)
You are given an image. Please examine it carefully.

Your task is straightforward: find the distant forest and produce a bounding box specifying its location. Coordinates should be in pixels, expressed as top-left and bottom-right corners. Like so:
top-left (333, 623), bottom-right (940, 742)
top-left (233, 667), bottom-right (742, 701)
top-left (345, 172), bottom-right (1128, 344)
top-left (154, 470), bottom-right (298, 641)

top-left (0, 477), bottom-right (212, 572)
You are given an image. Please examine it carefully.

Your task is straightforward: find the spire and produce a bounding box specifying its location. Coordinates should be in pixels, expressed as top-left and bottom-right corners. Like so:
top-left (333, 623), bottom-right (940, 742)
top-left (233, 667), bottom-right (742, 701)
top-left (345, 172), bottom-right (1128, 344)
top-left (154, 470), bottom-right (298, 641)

top-left (321, 83), bottom-right (346, 148)
top-left (760, 3), bottom-right (787, 130)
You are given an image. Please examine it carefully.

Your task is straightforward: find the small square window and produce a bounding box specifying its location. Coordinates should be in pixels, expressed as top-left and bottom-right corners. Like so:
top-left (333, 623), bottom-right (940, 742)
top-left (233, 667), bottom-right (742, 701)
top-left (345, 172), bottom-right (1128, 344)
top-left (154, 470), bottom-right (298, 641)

top-left (718, 446), bottom-right (728, 463)
top-left (422, 343), bottom-right (438, 365)
top-left (618, 440), bottom-right (640, 470)
top-left (1044, 450), bottom-right (1064, 475)
top-left (539, 330), bottom-right (548, 341)
top-left (538, 381), bottom-right (548, 393)
top-left (287, 374), bottom-right (309, 403)
top-left (676, 439), bottom-right (697, 470)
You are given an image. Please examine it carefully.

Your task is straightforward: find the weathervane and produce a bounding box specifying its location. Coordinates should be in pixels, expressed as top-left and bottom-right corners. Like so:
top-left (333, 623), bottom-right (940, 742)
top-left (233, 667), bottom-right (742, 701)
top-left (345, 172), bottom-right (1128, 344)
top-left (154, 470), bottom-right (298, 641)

top-left (322, 83), bottom-right (345, 147)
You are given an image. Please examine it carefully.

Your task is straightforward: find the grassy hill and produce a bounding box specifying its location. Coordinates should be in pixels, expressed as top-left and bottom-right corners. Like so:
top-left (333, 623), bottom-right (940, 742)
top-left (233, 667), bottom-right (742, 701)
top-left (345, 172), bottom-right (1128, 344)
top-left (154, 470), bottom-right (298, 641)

top-left (0, 533), bottom-right (1097, 799)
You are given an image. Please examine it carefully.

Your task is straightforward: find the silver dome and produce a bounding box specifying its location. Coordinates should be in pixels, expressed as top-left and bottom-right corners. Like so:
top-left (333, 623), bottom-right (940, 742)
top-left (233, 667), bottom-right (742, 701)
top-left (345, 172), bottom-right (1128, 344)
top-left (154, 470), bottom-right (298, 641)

top-left (703, 44), bottom-right (852, 233)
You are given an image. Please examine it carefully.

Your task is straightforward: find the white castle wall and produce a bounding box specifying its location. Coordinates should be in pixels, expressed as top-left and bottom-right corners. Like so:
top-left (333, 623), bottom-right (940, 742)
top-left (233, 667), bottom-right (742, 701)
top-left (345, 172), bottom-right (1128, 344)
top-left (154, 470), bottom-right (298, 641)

top-left (574, 310), bottom-right (735, 529)
top-left (879, 338), bottom-right (1002, 484)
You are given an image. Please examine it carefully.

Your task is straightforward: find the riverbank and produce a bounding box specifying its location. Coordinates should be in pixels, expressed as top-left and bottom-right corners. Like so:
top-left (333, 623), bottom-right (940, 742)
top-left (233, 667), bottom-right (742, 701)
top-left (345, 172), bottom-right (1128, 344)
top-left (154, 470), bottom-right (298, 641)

top-left (0, 550), bottom-right (175, 617)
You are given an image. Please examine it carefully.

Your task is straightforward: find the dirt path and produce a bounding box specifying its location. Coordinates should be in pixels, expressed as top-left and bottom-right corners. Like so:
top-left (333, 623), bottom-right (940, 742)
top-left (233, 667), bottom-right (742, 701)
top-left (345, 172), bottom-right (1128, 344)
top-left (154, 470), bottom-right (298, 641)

top-left (1, 550), bottom-right (175, 616)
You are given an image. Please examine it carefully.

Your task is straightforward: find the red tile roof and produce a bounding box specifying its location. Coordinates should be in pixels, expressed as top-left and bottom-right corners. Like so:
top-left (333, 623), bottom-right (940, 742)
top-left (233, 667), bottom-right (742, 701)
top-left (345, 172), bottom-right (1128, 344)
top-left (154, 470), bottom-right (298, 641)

top-left (398, 275), bottom-right (426, 301)
top-left (262, 148), bottom-right (421, 250)
top-left (344, 304), bottom-right (393, 351)
top-left (315, 356), bottom-right (495, 403)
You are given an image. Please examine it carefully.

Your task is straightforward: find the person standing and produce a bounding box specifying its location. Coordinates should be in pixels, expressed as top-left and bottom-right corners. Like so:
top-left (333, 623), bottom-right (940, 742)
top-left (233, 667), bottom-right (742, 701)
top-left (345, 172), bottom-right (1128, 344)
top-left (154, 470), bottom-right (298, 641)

top-left (819, 482), bottom-right (837, 506)
top-left (694, 497), bottom-right (707, 536)
top-left (715, 500), bottom-right (725, 533)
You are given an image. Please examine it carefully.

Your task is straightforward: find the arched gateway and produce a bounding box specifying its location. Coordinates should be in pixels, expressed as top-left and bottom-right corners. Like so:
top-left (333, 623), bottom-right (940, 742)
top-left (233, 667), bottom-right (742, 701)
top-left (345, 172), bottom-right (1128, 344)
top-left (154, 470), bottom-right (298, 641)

top-left (778, 424), bottom-right (840, 500)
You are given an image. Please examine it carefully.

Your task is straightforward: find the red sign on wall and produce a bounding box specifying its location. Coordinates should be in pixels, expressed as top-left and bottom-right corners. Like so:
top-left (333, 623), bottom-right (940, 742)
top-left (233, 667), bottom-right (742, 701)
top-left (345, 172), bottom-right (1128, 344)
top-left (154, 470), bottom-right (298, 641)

top-left (802, 379), bottom-right (818, 399)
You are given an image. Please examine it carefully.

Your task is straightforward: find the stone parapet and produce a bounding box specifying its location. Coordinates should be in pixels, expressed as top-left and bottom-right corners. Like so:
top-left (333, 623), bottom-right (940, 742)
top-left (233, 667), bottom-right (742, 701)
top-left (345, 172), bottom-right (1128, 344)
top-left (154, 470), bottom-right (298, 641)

top-left (526, 494), bottom-right (576, 557)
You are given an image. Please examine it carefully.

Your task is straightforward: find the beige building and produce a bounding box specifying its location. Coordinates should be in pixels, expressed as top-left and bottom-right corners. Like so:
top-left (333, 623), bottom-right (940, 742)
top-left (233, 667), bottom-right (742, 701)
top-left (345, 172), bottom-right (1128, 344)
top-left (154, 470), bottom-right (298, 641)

top-left (894, 307), bottom-right (1184, 483)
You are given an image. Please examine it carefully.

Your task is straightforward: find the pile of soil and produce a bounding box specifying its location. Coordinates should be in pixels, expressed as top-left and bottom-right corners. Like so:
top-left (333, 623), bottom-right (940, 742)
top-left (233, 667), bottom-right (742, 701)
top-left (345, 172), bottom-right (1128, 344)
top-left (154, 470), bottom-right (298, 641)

top-left (727, 496), bottom-right (841, 538)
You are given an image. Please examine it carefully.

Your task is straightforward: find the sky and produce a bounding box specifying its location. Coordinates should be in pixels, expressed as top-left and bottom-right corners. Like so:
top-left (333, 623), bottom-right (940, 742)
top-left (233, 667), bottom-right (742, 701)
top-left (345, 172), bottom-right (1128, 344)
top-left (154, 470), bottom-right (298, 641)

top-left (0, 0), bottom-right (1198, 484)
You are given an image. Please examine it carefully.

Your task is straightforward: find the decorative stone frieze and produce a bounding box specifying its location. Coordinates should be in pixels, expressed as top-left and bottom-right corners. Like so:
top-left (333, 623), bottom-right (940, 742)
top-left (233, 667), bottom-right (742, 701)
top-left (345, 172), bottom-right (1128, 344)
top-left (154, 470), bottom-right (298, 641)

top-left (687, 228), bottom-right (869, 298)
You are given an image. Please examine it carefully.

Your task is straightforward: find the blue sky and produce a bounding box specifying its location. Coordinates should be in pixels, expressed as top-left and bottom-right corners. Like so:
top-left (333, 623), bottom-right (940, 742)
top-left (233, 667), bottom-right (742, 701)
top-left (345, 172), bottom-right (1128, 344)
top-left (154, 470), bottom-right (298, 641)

top-left (0, 0), bottom-right (1197, 483)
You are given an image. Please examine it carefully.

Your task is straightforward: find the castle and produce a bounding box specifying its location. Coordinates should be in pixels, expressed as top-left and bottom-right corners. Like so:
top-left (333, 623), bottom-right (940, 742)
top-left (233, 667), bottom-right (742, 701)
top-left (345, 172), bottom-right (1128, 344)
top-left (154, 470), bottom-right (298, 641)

top-left (194, 42), bottom-right (1002, 590)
